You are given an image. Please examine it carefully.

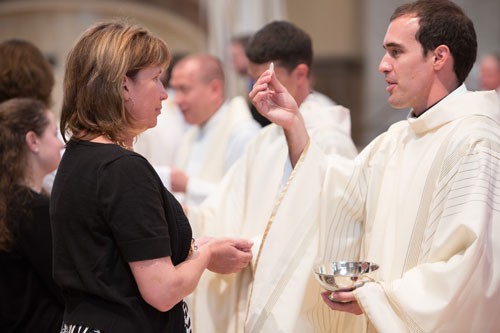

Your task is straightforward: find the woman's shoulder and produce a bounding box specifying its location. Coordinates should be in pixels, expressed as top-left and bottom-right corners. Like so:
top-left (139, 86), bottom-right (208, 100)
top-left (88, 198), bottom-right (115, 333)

top-left (7, 190), bottom-right (48, 242)
top-left (65, 140), bottom-right (148, 167)
top-left (94, 145), bottom-right (163, 189)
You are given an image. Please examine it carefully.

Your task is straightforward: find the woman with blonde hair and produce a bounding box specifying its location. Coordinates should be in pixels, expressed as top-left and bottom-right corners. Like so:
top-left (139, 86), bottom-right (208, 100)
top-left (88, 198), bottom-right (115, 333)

top-left (50, 21), bottom-right (252, 332)
top-left (0, 98), bottom-right (64, 331)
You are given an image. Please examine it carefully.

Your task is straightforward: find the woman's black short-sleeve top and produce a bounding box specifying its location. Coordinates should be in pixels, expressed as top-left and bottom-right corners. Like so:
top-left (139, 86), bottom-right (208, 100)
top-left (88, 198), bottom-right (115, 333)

top-left (50, 140), bottom-right (192, 332)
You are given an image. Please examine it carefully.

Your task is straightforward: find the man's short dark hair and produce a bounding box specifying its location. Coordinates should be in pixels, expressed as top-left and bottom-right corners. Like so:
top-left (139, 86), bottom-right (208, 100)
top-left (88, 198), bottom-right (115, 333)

top-left (391, 0), bottom-right (477, 84)
top-left (246, 21), bottom-right (312, 73)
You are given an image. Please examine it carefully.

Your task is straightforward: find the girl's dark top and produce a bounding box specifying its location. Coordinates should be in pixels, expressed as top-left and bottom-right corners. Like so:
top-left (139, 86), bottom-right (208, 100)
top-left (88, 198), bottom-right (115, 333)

top-left (50, 140), bottom-right (192, 333)
top-left (0, 189), bottom-right (64, 332)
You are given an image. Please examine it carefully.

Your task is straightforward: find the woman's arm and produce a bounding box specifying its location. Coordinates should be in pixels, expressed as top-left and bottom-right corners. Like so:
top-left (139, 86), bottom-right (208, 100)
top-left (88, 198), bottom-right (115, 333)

top-left (130, 237), bottom-right (252, 312)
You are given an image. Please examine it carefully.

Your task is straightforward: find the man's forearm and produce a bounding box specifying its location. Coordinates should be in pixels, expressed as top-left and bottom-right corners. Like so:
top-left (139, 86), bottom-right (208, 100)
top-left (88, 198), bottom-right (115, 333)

top-left (284, 114), bottom-right (309, 167)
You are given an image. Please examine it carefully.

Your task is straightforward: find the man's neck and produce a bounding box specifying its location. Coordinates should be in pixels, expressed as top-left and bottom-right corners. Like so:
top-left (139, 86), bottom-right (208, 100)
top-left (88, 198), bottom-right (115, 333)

top-left (294, 84), bottom-right (311, 107)
top-left (200, 98), bottom-right (225, 128)
top-left (411, 83), bottom-right (466, 118)
top-left (413, 78), bottom-right (460, 117)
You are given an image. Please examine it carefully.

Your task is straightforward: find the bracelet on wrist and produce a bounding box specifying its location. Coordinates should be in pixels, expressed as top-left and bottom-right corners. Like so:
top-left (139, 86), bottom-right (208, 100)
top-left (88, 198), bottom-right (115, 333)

top-left (188, 238), bottom-right (198, 257)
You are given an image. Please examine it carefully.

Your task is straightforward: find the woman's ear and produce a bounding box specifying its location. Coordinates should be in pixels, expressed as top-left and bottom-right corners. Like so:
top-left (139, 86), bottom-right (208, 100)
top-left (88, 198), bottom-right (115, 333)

top-left (123, 76), bottom-right (131, 101)
top-left (25, 131), bottom-right (40, 153)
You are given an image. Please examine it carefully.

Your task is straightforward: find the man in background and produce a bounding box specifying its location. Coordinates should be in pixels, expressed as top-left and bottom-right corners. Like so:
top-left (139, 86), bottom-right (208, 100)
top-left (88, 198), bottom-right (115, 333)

top-left (230, 35), bottom-right (271, 127)
top-left (185, 21), bottom-right (357, 332)
top-left (168, 53), bottom-right (260, 206)
top-left (479, 52), bottom-right (500, 100)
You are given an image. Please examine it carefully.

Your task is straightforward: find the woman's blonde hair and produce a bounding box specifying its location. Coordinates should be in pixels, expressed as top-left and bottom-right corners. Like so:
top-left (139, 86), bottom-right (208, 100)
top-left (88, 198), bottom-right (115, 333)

top-left (60, 21), bottom-right (170, 144)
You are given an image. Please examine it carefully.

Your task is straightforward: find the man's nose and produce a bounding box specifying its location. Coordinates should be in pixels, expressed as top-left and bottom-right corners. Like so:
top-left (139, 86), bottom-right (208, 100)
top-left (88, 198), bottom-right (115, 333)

top-left (379, 54), bottom-right (392, 74)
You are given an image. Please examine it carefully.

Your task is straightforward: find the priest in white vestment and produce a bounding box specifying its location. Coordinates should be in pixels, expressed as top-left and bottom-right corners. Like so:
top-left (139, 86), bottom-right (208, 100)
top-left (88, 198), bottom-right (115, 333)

top-left (165, 54), bottom-right (260, 206)
top-left (249, 1), bottom-right (500, 332)
top-left (185, 21), bottom-right (358, 333)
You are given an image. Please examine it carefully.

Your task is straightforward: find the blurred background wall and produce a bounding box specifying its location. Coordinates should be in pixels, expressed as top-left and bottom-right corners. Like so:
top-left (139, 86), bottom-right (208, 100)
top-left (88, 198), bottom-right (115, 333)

top-left (1, 0), bottom-right (498, 149)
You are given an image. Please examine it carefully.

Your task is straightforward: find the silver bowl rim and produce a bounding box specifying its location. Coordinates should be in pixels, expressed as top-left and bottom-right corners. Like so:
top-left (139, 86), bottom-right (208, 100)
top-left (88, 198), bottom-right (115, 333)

top-left (313, 261), bottom-right (379, 277)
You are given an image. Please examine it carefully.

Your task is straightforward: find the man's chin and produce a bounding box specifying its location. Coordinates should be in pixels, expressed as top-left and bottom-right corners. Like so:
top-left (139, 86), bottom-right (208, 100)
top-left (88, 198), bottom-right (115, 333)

top-left (388, 97), bottom-right (407, 110)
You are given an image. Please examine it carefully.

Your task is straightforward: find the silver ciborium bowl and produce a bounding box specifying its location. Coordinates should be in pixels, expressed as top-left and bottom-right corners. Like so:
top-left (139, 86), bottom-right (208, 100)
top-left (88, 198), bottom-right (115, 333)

top-left (313, 261), bottom-right (379, 302)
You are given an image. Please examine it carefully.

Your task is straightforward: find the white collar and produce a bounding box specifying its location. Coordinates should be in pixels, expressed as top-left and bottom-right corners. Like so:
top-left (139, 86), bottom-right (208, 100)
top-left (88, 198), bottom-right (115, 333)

top-left (408, 83), bottom-right (468, 119)
top-left (198, 100), bottom-right (228, 137)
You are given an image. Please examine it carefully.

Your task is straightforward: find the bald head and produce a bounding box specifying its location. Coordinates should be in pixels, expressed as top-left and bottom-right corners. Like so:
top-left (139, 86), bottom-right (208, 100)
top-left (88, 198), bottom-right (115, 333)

top-left (175, 54), bottom-right (225, 85)
top-left (479, 53), bottom-right (500, 91)
top-left (170, 53), bottom-right (226, 125)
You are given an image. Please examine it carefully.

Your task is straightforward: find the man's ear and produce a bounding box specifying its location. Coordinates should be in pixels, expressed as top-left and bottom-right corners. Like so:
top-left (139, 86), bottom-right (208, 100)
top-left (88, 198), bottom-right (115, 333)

top-left (25, 131), bottom-right (39, 153)
top-left (433, 45), bottom-right (451, 71)
top-left (294, 64), bottom-right (309, 82)
top-left (209, 79), bottom-right (224, 95)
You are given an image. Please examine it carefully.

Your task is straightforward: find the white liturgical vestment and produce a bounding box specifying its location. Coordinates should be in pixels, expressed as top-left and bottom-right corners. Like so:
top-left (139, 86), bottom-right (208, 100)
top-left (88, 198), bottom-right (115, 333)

top-left (252, 85), bottom-right (500, 332)
top-left (186, 92), bottom-right (357, 333)
top-left (173, 96), bottom-right (260, 205)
